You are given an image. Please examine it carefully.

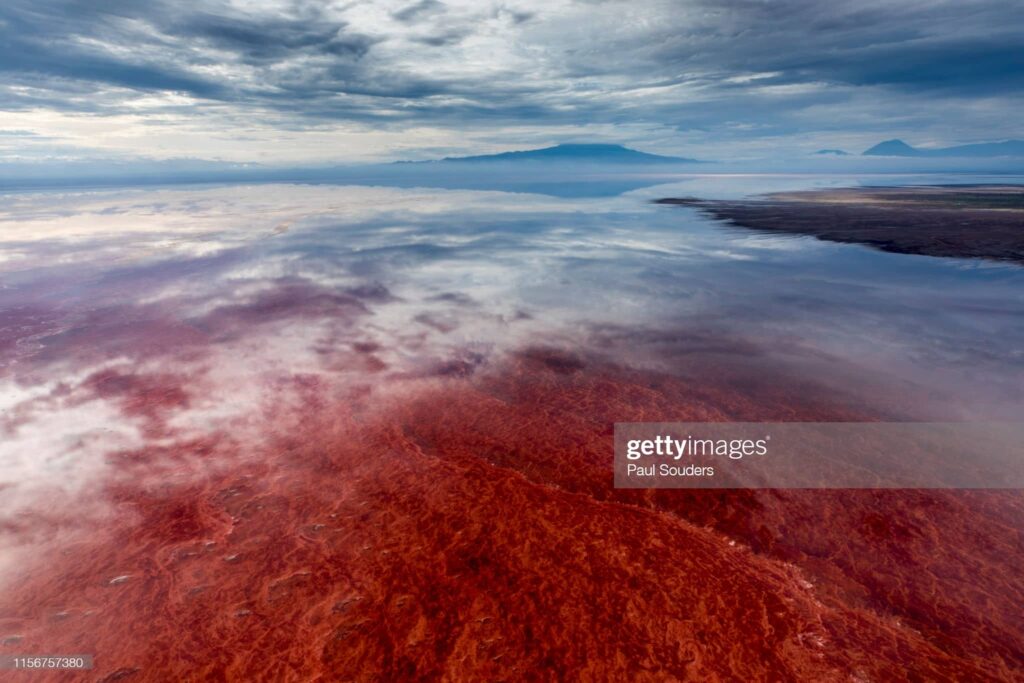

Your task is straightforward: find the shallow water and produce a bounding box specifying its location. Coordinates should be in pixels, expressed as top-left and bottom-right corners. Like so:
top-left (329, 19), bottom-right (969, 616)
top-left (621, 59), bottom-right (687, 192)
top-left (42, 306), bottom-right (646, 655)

top-left (3, 175), bottom-right (1021, 422)
top-left (1, 175), bottom-right (1022, 680)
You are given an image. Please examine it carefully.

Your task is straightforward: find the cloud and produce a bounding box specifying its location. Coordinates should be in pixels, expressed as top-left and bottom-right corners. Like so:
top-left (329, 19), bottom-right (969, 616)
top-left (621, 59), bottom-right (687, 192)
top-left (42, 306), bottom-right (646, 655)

top-left (0, 0), bottom-right (1021, 162)
top-left (174, 11), bottom-right (377, 63)
top-left (393, 0), bottom-right (446, 23)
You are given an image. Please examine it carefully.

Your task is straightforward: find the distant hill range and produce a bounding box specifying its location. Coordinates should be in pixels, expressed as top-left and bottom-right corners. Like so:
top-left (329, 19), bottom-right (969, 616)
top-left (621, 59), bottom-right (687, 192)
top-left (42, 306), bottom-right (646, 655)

top-left (814, 149), bottom-right (851, 156)
top-left (418, 143), bottom-right (700, 164)
top-left (863, 139), bottom-right (1024, 157)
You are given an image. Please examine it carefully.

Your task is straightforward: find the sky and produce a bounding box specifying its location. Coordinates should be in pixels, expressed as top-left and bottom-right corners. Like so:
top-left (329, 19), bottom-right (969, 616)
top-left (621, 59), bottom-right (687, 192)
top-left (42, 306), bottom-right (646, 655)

top-left (0, 0), bottom-right (1022, 166)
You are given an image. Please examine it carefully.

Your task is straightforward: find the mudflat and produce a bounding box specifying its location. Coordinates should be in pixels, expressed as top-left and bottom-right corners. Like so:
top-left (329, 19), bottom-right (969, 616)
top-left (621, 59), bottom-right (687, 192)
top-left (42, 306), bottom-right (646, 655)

top-left (658, 185), bottom-right (1024, 265)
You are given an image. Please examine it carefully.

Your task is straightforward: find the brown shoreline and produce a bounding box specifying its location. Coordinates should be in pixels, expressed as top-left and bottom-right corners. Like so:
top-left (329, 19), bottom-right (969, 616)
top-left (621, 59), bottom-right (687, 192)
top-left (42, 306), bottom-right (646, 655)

top-left (658, 185), bottom-right (1024, 265)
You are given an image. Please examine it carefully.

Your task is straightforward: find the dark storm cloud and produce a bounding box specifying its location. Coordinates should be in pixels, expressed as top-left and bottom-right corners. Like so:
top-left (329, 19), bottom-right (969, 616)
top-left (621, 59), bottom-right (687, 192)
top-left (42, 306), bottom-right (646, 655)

top-left (651, 0), bottom-right (1024, 95)
top-left (800, 39), bottom-right (1024, 92)
top-left (0, 2), bottom-right (225, 99)
top-left (173, 12), bottom-right (377, 63)
top-left (0, 0), bottom-right (382, 110)
top-left (0, 48), bottom-right (226, 100)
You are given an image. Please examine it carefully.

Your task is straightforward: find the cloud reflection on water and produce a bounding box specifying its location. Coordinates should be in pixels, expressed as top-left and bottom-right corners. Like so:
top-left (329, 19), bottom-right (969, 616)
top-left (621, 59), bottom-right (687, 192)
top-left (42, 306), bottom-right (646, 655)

top-left (0, 178), bottom-right (1022, 572)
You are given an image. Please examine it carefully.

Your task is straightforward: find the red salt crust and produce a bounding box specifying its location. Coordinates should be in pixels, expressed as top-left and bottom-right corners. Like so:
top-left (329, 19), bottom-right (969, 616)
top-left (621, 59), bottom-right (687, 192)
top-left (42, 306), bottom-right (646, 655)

top-left (1, 349), bottom-right (1021, 681)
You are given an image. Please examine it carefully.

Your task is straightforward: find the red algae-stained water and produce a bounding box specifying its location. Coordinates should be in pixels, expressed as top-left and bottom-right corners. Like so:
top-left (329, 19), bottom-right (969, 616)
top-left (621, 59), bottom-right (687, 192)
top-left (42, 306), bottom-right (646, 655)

top-left (1, 179), bottom-right (1023, 681)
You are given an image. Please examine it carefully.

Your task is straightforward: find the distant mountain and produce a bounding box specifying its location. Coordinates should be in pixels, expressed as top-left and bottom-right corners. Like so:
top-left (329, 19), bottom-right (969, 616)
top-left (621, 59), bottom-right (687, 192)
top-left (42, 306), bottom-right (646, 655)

top-left (814, 149), bottom-right (851, 156)
top-left (427, 143), bottom-right (700, 164)
top-left (863, 139), bottom-right (1024, 158)
top-left (862, 139), bottom-right (921, 156)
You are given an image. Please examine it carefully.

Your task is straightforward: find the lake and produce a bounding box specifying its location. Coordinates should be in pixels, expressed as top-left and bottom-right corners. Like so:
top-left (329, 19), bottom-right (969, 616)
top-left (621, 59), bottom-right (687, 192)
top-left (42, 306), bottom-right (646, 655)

top-left (1, 173), bottom-right (1022, 679)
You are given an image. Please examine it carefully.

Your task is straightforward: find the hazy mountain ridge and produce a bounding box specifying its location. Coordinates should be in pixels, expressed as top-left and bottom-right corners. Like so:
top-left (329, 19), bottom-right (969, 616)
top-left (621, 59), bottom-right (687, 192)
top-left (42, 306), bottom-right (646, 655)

top-left (420, 143), bottom-right (700, 164)
top-left (863, 139), bottom-right (1024, 157)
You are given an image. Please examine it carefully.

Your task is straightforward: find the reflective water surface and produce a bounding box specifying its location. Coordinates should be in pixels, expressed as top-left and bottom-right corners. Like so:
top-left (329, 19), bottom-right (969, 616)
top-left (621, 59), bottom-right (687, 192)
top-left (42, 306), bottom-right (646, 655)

top-left (1, 175), bottom-right (1022, 680)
